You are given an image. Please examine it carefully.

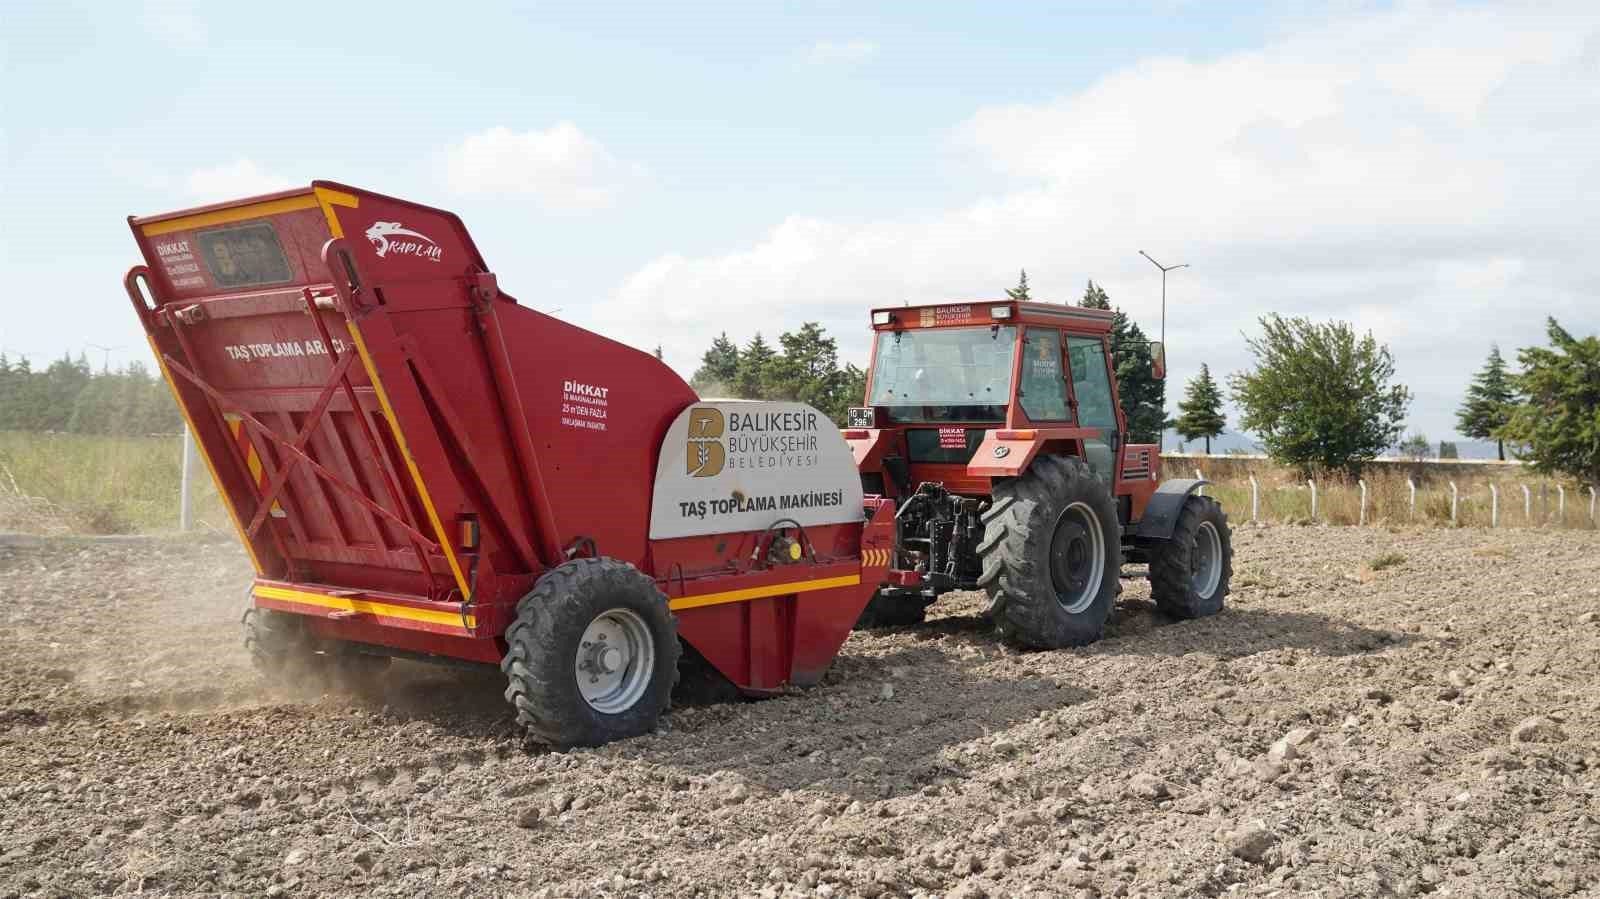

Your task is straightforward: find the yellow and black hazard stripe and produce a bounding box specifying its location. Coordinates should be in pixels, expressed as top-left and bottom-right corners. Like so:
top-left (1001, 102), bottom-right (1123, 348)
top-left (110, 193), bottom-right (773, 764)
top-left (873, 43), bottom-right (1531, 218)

top-left (223, 414), bottom-right (283, 516)
top-left (860, 547), bottom-right (892, 568)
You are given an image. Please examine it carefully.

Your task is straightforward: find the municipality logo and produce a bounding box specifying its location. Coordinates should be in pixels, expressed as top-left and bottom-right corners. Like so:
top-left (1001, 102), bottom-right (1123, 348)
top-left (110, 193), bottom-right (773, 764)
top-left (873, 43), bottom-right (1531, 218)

top-left (686, 407), bottom-right (726, 477)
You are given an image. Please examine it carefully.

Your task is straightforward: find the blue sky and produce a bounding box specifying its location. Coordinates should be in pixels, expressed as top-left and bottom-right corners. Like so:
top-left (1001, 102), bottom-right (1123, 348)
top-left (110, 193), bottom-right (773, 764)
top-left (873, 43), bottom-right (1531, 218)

top-left (3, 1), bottom-right (1597, 442)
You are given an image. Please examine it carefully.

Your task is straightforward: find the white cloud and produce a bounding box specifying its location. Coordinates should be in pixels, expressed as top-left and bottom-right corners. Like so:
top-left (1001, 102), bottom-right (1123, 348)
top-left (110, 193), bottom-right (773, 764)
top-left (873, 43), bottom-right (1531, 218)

top-left (803, 39), bottom-right (879, 66)
top-left (442, 123), bottom-right (635, 211)
top-left (142, 0), bottom-right (207, 48)
top-left (599, 2), bottom-right (1600, 440)
top-left (184, 160), bottom-right (295, 200)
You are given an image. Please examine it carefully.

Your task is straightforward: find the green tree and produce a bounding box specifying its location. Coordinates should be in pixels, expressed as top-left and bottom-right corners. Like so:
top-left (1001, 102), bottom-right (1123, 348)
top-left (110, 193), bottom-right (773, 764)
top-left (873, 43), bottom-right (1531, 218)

top-left (770, 322), bottom-right (846, 412)
top-left (1174, 363), bottom-right (1226, 454)
top-left (1500, 317), bottom-right (1600, 484)
top-left (690, 332), bottom-right (741, 394)
top-left (1006, 269), bottom-right (1032, 302)
top-left (1229, 314), bottom-right (1411, 477)
top-left (734, 333), bottom-right (777, 399)
top-left (1438, 441), bottom-right (1459, 460)
top-left (1079, 280), bottom-right (1166, 443)
top-left (1456, 344), bottom-right (1517, 461)
top-left (1398, 433), bottom-right (1431, 460)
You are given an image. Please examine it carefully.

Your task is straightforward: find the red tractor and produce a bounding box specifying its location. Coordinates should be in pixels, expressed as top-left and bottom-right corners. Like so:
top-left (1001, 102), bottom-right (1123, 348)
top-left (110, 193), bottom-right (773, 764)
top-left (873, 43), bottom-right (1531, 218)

top-left (843, 300), bottom-right (1233, 647)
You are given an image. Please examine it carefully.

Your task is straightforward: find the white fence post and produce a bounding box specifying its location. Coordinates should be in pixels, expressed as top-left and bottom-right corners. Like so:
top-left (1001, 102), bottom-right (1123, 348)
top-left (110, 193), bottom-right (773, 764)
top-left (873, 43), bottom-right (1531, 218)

top-left (1249, 474), bottom-right (1260, 522)
top-left (1490, 483), bottom-right (1499, 528)
top-left (180, 426), bottom-right (196, 532)
top-left (1407, 477), bottom-right (1417, 518)
top-left (1194, 468), bottom-right (1204, 496)
top-left (1556, 485), bottom-right (1566, 525)
top-left (1523, 484), bottom-right (1532, 521)
top-left (1590, 486), bottom-right (1597, 525)
top-left (1308, 479), bottom-right (1318, 521)
top-left (1358, 479), bottom-right (1368, 526)
top-left (1449, 481), bottom-right (1459, 526)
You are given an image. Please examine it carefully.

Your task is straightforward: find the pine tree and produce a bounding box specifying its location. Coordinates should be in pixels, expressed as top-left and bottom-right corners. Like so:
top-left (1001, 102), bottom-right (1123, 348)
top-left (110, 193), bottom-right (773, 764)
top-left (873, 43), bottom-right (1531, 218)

top-left (1077, 281), bottom-right (1166, 443)
top-left (1456, 344), bottom-right (1517, 461)
top-left (1175, 363), bottom-right (1226, 454)
top-left (1006, 269), bottom-right (1032, 302)
top-left (1501, 317), bottom-right (1600, 483)
top-left (734, 333), bottom-right (776, 400)
top-left (690, 332), bottom-right (741, 394)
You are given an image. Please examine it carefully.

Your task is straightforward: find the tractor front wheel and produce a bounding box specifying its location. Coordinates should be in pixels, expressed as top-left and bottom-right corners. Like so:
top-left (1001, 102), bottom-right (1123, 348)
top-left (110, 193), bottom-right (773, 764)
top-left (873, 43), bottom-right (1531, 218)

top-left (977, 455), bottom-right (1120, 649)
top-left (501, 558), bottom-right (680, 748)
top-left (1147, 495), bottom-right (1232, 619)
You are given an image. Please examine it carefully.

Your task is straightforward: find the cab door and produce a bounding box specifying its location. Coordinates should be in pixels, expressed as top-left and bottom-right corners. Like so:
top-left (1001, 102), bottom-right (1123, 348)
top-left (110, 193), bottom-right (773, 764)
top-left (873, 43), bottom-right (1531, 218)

top-left (1065, 336), bottom-right (1121, 482)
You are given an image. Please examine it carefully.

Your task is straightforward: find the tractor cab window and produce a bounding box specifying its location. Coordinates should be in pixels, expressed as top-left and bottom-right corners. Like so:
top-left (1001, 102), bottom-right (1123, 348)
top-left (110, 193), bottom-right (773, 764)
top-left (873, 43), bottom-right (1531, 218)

top-left (1067, 336), bottom-right (1119, 481)
top-left (1019, 328), bottom-right (1069, 422)
top-left (867, 325), bottom-right (1017, 423)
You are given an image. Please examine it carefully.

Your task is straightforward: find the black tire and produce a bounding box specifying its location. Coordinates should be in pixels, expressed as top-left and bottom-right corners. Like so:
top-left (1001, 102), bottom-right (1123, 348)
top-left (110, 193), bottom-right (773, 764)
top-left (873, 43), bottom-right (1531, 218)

top-left (243, 607), bottom-right (391, 687)
top-left (501, 558), bottom-right (680, 748)
top-left (1148, 495), bottom-right (1232, 619)
top-left (242, 607), bottom-right (313, 675)
top-left (976, 455), bottom-right (1120, 649)
top-left (852, 589), bottom-right (929, 630)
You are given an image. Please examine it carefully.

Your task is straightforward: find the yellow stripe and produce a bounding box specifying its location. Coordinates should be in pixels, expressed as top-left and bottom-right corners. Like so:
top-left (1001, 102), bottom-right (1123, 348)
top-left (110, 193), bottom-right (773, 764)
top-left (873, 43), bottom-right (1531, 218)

top-left (345, 321), bottom-right (473, 599)
top-left (254, 585), bottom-right (474, 628)
top-left (148, 337), bottom-right (264, 574)
top-left (140, 195), bottom-right (319, 236)
top-left (668, 574), bottom-right (861, 612)
top-left (313, 187), bottom-right (359, 239)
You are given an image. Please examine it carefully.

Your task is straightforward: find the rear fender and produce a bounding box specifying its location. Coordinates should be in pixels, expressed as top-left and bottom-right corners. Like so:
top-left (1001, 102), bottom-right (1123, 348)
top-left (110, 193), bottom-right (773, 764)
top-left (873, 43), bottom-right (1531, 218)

top-left (1134, 479), bottom-right (1210, 541)
top-left (966, 427), bottom-right (1100, 478)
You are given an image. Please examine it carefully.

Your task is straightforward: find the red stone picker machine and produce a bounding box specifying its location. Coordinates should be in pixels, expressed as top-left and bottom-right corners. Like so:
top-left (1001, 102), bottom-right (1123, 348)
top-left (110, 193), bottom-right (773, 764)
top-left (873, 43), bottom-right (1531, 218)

top-left (124, 182), bottom-right (893, 747)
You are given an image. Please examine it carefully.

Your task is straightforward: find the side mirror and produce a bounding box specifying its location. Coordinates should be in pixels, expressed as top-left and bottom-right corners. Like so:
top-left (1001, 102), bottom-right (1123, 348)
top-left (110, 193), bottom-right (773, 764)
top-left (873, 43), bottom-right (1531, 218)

top-left (1149, 341), bottom-right (1166, 380)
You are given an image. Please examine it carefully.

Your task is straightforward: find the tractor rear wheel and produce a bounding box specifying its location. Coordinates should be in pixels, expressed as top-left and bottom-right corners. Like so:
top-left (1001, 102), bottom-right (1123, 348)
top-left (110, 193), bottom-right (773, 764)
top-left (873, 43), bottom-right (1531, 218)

top-left (977, 455), bottom-right (1120, 649)
top-left (852, 589), bottom-right (929, 629)
top-left (1147, 495), bottom-right (1232, 619)
top-left (501, 558), bottom-right (680, 748)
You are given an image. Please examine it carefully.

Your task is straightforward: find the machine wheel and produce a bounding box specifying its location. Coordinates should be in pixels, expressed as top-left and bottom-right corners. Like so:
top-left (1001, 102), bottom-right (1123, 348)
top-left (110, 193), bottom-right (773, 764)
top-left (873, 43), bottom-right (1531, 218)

top-left (242, 607), bottom-right (315, 676)
top-left (1148, 495), bottom-right (1232, 619)
top-left (977, 455), bottom-right (1120, 649)
top-left (243, 607), bottom-right (391, 687)
top-left (852, 589), bottom-right (929, 630)
top-left (501, 558), bottom-right (680, 748)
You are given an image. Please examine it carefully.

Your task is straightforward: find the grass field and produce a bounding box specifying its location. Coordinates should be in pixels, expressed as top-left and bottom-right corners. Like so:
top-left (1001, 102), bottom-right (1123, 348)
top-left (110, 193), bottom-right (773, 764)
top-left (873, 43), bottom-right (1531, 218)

top-left (0, 431), bottom-right (226, 534)
top-left (0, 431), bottom-right (1592, 535)
top-left (1168, 452), bottom-right (1596, 530)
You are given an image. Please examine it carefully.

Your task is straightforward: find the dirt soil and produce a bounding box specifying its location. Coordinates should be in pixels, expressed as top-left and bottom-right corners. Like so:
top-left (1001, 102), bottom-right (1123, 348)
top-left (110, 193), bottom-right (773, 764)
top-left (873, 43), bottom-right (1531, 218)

top-left (1, 526), bottom-right (1597, 899)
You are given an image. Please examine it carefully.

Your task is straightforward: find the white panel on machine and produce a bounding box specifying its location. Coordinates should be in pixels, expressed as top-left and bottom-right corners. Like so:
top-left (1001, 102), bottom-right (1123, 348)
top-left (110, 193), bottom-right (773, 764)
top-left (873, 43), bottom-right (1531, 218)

top-left (650, 401), bottom-right (865, 539)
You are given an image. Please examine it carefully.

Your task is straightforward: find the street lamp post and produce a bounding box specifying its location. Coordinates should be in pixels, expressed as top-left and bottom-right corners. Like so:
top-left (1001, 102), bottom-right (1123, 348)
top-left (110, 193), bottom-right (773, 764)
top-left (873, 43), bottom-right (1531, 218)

top-left (1138, 250), bottom-right (1188, 350)
top-left (1138, 251), bottom-right (1187, 451)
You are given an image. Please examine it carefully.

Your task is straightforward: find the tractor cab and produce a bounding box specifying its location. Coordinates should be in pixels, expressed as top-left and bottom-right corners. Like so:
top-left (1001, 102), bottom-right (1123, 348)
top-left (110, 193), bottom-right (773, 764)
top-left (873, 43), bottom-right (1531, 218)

top-left (848, 301), bottom-right (1140, 495)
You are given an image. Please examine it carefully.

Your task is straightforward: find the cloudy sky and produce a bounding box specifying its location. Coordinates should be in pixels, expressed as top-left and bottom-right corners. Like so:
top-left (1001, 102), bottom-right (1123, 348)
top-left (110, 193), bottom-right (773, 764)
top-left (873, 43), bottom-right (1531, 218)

top-left (3, 0), bottom-right (1596, 441)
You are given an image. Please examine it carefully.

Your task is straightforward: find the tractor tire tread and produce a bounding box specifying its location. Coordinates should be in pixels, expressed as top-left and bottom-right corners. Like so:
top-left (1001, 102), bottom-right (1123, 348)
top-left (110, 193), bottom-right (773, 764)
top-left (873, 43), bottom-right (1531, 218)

top-left (1147, 495), bottom-right (1233, 619)
top-left (977, 455), bottom-right (1120, 650)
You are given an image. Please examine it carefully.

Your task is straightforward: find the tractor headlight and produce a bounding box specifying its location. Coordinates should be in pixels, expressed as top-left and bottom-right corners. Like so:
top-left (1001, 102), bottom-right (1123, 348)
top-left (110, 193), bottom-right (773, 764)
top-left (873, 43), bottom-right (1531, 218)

top-left (990, 305), bottom-right (1013, 320)
top-left (872, 311), bottom-right (894, 326)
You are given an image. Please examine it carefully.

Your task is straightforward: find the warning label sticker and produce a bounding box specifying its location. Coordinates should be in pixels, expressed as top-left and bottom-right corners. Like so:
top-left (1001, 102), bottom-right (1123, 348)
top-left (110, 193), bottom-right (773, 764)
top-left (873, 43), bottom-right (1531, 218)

top-left (560, 379), bottom-right (609, 432)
